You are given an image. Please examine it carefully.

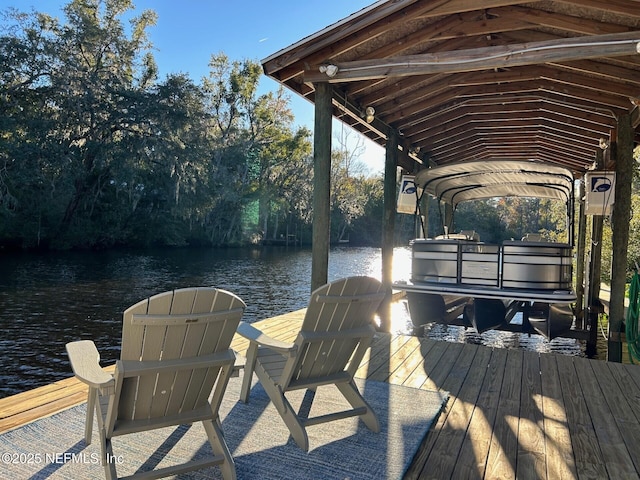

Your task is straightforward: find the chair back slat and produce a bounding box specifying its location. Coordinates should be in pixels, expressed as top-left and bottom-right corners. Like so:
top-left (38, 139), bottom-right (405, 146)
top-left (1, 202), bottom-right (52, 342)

top-left (114, 288), bottom-right (245, 423)
top-left (286, 277), bottom-right (385, 385)
top-left (144, 289), bottom-right (196, 419)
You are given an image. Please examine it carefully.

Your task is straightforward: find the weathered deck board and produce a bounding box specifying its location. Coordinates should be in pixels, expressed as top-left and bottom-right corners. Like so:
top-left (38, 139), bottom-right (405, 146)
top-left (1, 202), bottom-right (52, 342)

top-left (485, 349), bottom-right (523, 479)
top-left (433, 344), bottom-right (491, 478)
top-left (404, 341), bottom-right (470, 480)
top-left (454, 347), bottom-right (508, 479)
top-left (575, 358), bottom-right (638, 478)
top-left (556, 355), bottom-right (611, 479)
top-left (1, 308), bottom-right (640, 479)
top-left (602, 360), bottom-right (640, 476)
top-left (517, 350), bottom-right (545, 480)
top-left (539, 353), bottom-right (577, 479)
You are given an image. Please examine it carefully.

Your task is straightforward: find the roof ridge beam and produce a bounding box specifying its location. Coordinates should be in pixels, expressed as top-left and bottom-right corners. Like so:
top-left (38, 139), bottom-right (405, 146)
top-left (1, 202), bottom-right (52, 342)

top-left (305, 31), bottom-right (640, 83)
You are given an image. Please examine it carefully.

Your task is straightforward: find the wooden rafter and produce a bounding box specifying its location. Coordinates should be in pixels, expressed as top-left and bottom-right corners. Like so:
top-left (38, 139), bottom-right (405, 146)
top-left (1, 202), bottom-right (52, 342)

top-left (262, 0), bottom-right (640, 174)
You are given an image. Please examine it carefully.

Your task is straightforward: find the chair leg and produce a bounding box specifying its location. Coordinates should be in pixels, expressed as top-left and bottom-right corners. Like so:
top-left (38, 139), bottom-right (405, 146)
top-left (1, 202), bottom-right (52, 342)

top-left (336, 380), bottom-right (380, 433)
top-left (239, 343), bottom-right (258, 403)
top-left (99, 431), bottom-right (118, 480)
top-left (84, 387), bottom-right (97, 444)
top-left (203, 419), bottom-right (236, 480)
top-left (257, 374), bottom-right (309, 451)
top-left (279, 397), bottom-right (309, 451)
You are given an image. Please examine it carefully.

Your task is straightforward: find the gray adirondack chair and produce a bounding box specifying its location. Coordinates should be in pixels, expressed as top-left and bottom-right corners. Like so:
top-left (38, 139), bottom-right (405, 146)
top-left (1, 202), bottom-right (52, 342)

top-left (237, 276), bottom-right (387, 451)
top-left (66, 287), bottom-right (245, 480)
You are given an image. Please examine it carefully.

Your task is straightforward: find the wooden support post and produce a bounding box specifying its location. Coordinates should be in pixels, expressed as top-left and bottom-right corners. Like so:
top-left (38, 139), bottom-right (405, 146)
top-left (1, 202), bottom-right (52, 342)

top-left (382, 131), bottom-right (398, 287)
top-left (311, 82), bottom-right (332, 292)
top-left (608, 113), bottom-right (634, 362)
top-left (575, 179), bottom-right (586, 329)
top-left (586, 149), bottom-right (604, 358)
top-left (380, 130), bottom-right (398, 332)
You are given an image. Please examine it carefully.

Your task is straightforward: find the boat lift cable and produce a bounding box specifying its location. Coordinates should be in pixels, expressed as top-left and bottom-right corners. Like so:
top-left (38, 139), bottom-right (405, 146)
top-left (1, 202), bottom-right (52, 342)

top-left (626, 269), bottom-right (640, 363)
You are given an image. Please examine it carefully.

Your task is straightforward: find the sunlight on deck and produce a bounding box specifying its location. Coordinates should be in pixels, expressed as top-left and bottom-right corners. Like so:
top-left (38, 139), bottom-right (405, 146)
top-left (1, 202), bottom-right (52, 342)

top-left (3, 307), bottom-right (640, 479)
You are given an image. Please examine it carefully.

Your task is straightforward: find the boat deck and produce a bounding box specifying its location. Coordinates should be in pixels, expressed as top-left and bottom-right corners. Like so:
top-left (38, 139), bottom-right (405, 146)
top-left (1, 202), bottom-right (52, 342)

top-left (395, 280), bottom-right (577, 304)
top-left (2, 309), bottom-right (640, 479)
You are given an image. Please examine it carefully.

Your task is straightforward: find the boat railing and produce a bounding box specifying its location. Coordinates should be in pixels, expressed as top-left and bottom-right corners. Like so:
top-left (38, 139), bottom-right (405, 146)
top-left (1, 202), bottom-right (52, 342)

top-left (410, 238), bottom-right (572, 291)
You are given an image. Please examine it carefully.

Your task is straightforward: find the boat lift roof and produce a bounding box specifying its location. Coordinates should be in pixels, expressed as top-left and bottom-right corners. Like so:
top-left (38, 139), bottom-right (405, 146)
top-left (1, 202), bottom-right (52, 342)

top-left (414, 160), bottom-right (574, 208)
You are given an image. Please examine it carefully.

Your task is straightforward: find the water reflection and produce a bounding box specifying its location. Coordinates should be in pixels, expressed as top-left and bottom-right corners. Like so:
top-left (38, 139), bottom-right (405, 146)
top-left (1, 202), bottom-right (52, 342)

top-left (0, 245), bottom-right (584, 398)
top-left (417, 321), bottom-right (585, 356)
top-left (0, 246), bottom-right (393, 396)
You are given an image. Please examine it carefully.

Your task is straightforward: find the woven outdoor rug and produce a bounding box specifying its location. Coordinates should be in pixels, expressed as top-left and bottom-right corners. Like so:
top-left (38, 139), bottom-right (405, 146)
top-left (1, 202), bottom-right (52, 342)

top-left (0, 377), bottom-right (448, 479)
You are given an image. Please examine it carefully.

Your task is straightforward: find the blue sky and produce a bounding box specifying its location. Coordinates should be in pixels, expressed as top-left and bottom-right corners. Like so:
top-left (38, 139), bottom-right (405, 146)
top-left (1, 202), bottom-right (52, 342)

top-left (1, 0), bottom-right (385, 173)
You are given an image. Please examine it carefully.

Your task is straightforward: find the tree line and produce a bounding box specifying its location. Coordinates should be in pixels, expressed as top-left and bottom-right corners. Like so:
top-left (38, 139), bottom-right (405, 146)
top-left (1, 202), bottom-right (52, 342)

top-left (2, 0), bottom-right (638, 284)
top-left (0, 0), bottom-right (384, 250)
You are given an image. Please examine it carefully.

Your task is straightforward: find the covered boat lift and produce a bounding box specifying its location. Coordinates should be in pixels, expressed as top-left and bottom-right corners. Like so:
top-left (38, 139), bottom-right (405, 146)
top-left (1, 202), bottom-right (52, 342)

top-left (259, 0), bottom-right (640, 361)
top-left (411, 159), bottom-right (576, 239)
top-left (394, 160), bottom-right (579, 340)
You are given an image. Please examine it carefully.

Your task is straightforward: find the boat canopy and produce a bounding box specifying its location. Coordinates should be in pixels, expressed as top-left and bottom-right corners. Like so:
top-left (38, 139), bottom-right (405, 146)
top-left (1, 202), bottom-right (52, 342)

top-left (414, 160), bottom-right (574, 208)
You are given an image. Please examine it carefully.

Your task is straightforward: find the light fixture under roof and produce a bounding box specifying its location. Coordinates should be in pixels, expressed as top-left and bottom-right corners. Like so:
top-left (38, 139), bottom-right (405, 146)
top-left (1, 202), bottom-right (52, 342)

top-left (319, 64), bottom-right (338, 77)
top-left (364, 106), bottom-right (375, 123)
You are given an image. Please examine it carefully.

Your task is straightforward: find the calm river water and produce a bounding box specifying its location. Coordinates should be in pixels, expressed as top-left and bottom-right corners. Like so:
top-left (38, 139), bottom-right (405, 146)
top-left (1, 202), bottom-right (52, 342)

top-left (0, 245), bottom-right (585, 398)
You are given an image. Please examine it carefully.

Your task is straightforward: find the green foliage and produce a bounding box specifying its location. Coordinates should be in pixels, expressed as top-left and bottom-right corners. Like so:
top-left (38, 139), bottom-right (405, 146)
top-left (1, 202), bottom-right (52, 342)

top-left (8, 0), bottom-right (626, 253)
top-left (454, 200), bottom-right (509, 243)
top-left (424, 196), bottom-right (568, 243)
top-left (0, 1), bottom-right (321, 250)
top-left (331, 172), bottom-right (384, 245)
top-left (600, 191), bottom-right (640, 283)
top-left (584, 147), bottom-right (640, 283)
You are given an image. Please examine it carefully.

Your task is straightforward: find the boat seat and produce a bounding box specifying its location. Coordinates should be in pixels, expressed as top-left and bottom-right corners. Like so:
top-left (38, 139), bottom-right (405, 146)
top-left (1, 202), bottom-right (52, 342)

top-left (521, 233), bottom-right (543, 242)
top-left (434, 231), bottom-right (479, 241)
top-left (460, 230), bottom-right (480, 241)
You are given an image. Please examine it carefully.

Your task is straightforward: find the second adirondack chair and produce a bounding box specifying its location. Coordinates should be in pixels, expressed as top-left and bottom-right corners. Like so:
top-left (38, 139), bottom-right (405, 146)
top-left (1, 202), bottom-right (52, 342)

top-left (237, 276), bottom-right (387, 451)
top-left (66, 287), bottom-right (245, 480)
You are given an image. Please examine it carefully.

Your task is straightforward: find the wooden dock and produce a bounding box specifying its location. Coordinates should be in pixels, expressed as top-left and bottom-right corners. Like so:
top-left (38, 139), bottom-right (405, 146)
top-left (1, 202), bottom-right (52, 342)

top-left (2, 308), bottom-right (640, 479)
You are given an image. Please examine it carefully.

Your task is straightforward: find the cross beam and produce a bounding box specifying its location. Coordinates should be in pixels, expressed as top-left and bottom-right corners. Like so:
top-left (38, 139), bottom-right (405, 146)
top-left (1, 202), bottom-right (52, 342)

top-left (305, 31), bottom-right (640, 83)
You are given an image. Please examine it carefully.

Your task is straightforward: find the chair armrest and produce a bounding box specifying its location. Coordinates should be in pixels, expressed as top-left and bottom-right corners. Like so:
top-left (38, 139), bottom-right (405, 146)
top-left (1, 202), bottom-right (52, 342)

top-left (66, 340), bottom-right (115, 392)
top-left (237, 322), bottom-right (296, 355)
